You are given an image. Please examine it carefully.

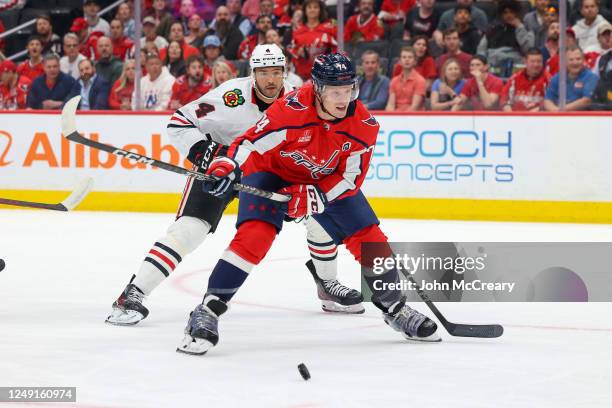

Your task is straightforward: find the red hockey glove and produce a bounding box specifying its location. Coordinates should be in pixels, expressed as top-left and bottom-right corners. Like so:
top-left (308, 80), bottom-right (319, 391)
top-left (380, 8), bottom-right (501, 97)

top-left (279, 184), bottom-right (327, 219)
top-left (202, 156), bottom-right (241, 198)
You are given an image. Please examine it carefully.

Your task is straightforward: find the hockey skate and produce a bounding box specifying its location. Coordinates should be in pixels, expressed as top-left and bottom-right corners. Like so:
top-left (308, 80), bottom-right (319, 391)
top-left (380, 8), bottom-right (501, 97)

top-left (383, 301), bottom-right (441, 342)
top-left (177, 295), bottom-right (228, 355)
top-left (106, 276), bottom-right (149, 326)
top-left (306, 260), bottom-right (365, 314)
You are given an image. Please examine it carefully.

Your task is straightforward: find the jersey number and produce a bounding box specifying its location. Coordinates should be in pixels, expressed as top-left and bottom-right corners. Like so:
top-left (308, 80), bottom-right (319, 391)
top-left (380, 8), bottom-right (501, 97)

top-left (255, 114), bottom-right (270, 133)
top-left (195, 102), bottom-right (215, 118)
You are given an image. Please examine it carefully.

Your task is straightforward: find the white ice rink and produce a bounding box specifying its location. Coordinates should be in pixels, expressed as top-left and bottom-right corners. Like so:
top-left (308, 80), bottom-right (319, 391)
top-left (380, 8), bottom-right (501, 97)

top-left (1, 210), bottom-right (611, 408)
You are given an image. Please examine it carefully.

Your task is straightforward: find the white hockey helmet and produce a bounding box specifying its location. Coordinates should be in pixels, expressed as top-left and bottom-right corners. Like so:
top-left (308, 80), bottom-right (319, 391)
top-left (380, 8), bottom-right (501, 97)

top-left (249, 44), bottom-right (286, 70)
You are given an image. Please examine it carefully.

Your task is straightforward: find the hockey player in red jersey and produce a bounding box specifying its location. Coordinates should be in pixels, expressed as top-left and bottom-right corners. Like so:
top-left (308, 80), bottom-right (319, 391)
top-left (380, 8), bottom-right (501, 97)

top-left (177, 53), bottom-right (440, 355)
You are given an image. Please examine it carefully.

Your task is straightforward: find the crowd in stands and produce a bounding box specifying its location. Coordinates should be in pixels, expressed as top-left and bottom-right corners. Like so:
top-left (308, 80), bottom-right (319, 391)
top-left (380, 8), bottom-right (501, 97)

top-left (0, 0), bottom-right (609, 111)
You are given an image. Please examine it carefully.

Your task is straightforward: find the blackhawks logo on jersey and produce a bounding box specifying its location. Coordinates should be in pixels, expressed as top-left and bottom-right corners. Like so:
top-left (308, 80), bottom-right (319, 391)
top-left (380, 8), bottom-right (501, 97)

top-left (223, 89), bottom-right (245, 108)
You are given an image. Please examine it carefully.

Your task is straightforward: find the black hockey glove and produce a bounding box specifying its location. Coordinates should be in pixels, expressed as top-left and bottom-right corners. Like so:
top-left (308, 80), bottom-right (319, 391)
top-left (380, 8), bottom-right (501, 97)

top-left (187, 139), bottom-right (226, 173)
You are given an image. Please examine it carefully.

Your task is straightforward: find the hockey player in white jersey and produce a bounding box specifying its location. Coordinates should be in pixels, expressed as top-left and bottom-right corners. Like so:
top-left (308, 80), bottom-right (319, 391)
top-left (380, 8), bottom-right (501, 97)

top-left (106, 44), bottom-right (364, 325)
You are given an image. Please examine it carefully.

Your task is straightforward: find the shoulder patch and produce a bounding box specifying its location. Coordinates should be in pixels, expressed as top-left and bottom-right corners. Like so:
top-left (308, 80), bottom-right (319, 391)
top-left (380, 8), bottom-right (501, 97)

top-left (223, 89), bottom-right (245, 108)
top-left (362, 115), bottom-right (378, 126)
top-left (285, 92), bottom-right (307, 111)
top-left (342, 142), bottom-right (351, 151)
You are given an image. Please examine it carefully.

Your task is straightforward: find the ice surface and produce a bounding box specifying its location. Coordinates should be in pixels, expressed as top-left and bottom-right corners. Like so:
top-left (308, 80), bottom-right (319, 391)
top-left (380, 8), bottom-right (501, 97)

top-left (0, 210), bottom-right (611, 408)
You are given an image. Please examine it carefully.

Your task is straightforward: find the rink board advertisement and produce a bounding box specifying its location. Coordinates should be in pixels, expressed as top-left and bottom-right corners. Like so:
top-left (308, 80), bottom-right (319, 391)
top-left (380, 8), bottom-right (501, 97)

top-left (0, 111), bottom-right (611, 221)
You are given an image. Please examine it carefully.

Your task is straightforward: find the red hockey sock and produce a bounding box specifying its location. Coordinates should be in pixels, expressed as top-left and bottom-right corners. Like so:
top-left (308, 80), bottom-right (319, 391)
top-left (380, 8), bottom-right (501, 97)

top-left (229, 220), bottom-right (277, 265)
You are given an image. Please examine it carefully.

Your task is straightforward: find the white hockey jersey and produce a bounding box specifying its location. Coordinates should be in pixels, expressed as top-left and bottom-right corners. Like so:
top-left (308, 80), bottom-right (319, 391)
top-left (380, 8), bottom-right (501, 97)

top-left (167, 76), bottom-right (295, 156)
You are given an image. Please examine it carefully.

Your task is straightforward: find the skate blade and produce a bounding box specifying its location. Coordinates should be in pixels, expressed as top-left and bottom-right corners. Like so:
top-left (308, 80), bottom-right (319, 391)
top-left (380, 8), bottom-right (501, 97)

top-left (176, 334), bottom-right (214, 355)
top-left (321, 300), bottom-right (365, 314)
top-left (105, 308), bottom-right (145, 326)
top-left (402, 332), bottom-right (442, 343)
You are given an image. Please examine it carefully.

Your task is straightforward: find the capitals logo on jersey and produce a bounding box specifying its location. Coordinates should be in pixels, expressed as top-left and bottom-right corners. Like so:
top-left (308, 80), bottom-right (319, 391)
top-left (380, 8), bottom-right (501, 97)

top-left (285, 93), bottom-right (307, 111)
top-left (223, 89), bottom-right (245, 108)
top-left (279, 149), bottom-right (339, 179)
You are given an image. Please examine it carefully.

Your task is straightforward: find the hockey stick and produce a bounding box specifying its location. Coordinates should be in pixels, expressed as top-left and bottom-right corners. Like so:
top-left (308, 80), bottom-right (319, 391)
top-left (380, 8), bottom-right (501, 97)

top-left (61, 96), bottom-right (290, 203)
top-left (0, 177), bottom-right (94, 211)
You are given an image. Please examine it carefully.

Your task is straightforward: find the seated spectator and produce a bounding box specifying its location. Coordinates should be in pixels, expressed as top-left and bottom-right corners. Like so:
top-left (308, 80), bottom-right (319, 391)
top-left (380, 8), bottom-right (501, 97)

top-left (477, 0), bottom-right (535, 78)
top-left (541, 22), bottom-right (560, 65)
top-left (227, 0), bottom-right (253, 37)
top-left (35, 15), bottom-right (62, 55)
top-left (60, 33), bottom-right (87, 80)
top-left (524, 0), bottom-right (551, 48)
top-left (452, 5), bottom-right (482, 55)
top-left (358, 50), bottom-right (390, 110)
top-left (169, 55), bottom-right (212, 109)
top-left (0, 60), bottom-right (32, 110)
top-left (176, 0), bottom-right (198, 31)
top-left (392, 35), bottom-right (437, 89)
top-left (185, 14), bottom-right (208, 48)
top-left (257, 0), bottom-right (279, 29)
top-left (211, 60), bottom-right (236, 88)
top-left (27, 54), bottom-right (76, 109)
top-left (437, 28), bottom-right (472, 77)
top-left (160, 22), bottom-right (201, 61)
top-left (591, 23), bottom-right (612, 69)
top-left (17, 36), bottom-right (45, 81)
top-left (592, 40), bottom-right (612, 108)
top-left (239, 14), bottom-right (273, 60)
top-left (288, 0), bottom-right (337, 80)
top-left (165, 40), bottom-right (187, 77)
top-left (386, 47), bottom-right (426, 111)
top-left (434, 0), bottom-right (488, 47)
top-left (501, 48), bottom-right (550, 111)
top-left (141, 16), bottom-right (170, 50)
top-left (208, 6), bottom-right (245, 60)
top-left (110, 19), bottom-right (134, 60)
top-left (242, 0), bottom-right (261, 23)
top-left (65, 59), bottom-right (111, 110)
top-left (345, 0), bottom-right (384, 44)
top-left (0, 21), bottom-right (5, 59)
top-left (378, 0), bottom-right (415, 30)
top-left (202, 35), bottom-right (225, 78)
top-left (452, 54), bottom-right (503, 110)
top-left (265, 28), bottom-right (282, 48)
top-left (135, 53), bottom-right (175, 111)
top-left (95, 37), bottom-right (124, 85)
top-left (546, 27), bottom-right (578, 75)
top-left (109, 59), bottom-right (136, 110)
top-left (84, 0), bottom-right (110, 36)
top-left (146, 0), bottom-right (175, 39)
top-left (430, 58), bottom-right (465, 110)
top-left (115, 2), bottom-right (136, 41)
top-left (544, 46), bottom-right (599, 111)
top-left (404, 0), bottom-right (439, 40)
top-left (71, 17), bottom-right (101, 60)
top-left (573, 0), bottom-right (610, 51)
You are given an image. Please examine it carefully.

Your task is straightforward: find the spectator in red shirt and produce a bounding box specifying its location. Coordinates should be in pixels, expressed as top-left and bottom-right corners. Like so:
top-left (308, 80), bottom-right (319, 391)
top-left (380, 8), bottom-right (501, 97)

top-left (160, 22), bottom-right (201, 61)
top-left (378, 0), bottom-right (416, 28)
top-left (386, 46), bottom-right (426, 111)
top-left (17, 36), bottom-right (45, 81)
top-left (239, 14), bottom-right (273, 60)
top-left (392, 35), bottom-right (437, 90)
top-left (110, 19), bottom-right (134, 60)
top-left (501, 48), bottom-right (551, 111)
top-left (71, 17), bottom-right (101, 60)
top-left (35, 14), bottom-right (62, 55)
top-left (109, 59), bottom-right (136, 110)
top-left (288, 0), bottom-right (337, 80)
top-left (453, 54), bottom-right (504, 110)
top-left (344, 0), bottom-right (384, 44)
top-left (437, 28), bottom-right (473, 78)
top-left (0, 60), bottom-right (32, 110)
top-left (169, 55), bottom-right (212, 109)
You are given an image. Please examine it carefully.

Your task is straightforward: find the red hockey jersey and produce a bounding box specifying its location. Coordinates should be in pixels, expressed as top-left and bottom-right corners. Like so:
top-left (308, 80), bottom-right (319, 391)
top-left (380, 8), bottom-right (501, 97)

top-left (228, 84), bottom-right (379, 202)
top-left (0, 75), bottom-right (31, 109)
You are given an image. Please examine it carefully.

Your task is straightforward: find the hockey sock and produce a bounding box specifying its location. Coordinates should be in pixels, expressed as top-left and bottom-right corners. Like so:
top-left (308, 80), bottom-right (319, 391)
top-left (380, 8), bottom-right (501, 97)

top-left (304, 217), bottom-right (337, 280)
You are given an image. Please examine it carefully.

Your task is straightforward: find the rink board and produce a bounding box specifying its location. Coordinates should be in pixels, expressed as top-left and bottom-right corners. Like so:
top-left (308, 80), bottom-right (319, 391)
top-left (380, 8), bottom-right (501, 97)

top-left (0, 110), bottom-right (611, 223)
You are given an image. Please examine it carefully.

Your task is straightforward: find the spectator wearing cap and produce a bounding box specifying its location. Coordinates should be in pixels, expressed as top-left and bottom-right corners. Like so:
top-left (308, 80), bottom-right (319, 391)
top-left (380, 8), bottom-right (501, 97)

top-left (404, 0), bottom-right (439, 40)
top-left (60, 33), bottom-right (87, 80)
top-left (141, 16), bottom-right (170, 50)
top-left (345, 0), bottom-right (384, 44)
top-left (27, 54), bottom-right (76, 110)
top-left (0, 60), bottom-right (32, 110)
top-left (357, 50), bottom-right (390, 110)
top-left (544, 46), bottom-right (599, 111)
top-left (591, 23), bottom-right (612, 70)
top-left (452, 54), bottom-right (504, 110)
top-left (115, 2), bottom-right (137, 41)
top-left (546, 27), bottom-right (578, 75)
top-left (524, 0), bottom-right (551, 48)
top-left (134, 53), bottom-right (175, 111)
top-left (35, 15), bottom-right (62, 55)
top-left (227, 0), bottom-right (253, 38)
top-left (145, 0), bottom-right (175, 40)
top-left (453, 5), bottom-right (483, 55)
top-left (201, 35), bottom-right (226, 78)
top-left (185, 13), bottom-right (208, 48)
top-left (95, 37), bottom-right (124, 85)
top-left (169, 55), bottom-right (212, 109)
top-left (208, 6), bottom-right (245, 60)
top-left (501, 48), bottom-right (551, 111)
top-left (65, 58), bottom-right (111, 110)
top-left (573, 0), bottom-right (610, 51)
top-left (477, 0), bottom-right (535, 78)
top-left (433, 0), bottom-right (488, 47)
top-left (17, 36), bottom-right (45, 81)
top-left (71, 17), bottom-right (102, 60)
top-left (83, 0), bottom-right (110, 36)
top-left (386, 47), bottom-right (426, 111)
top-left (437, 28), bottom-right (473, 78)
top-left (592, 25), bottom-right (612, 108)
top-left (110, 19), bottom-right (134, 60)
top-left (160, 22), bottom-right (201, 61)
top-left (239, 14), bottom-right (273, 60)
top-left (109, 59), bottom-right (136, 110)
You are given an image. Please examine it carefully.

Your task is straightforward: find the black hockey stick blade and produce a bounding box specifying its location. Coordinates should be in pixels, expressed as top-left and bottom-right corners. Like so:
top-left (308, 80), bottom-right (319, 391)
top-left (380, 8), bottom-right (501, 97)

top-left (61, 96), bottom-right (290, 203)
top-left (0, 177), bottom-right (94, 211)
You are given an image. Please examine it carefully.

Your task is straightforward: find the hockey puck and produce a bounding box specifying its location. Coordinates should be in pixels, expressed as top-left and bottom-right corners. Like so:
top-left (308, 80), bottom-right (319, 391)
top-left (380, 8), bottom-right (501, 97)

top-left (0, 258), bottom-right (4, 272)
top-left (297, 363), bottom-right (310, 381)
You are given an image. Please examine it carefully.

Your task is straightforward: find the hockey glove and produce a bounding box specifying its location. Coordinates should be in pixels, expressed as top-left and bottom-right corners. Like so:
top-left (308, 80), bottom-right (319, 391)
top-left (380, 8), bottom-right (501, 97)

top-left (279, 184), bottom-right (327, 219)
top-left (202, 156), bottom-right (241, 198)
top-left (188, 139), bottom-right (225, 172)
